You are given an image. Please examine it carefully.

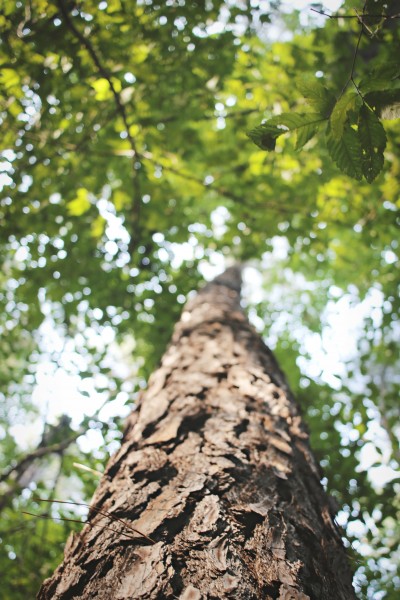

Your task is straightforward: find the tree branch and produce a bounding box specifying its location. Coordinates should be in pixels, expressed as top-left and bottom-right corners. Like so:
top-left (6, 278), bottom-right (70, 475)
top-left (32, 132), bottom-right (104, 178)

top-left (57, 0), bottom-right (142, 254)
top-left (339, 1), bottom-right (368, 98)
top-left (0, 436), bottom-right (80, 486)
top-left (310, 8), bottom-right (400, 20)
top-left (0, 399), bottom-right (111, 511)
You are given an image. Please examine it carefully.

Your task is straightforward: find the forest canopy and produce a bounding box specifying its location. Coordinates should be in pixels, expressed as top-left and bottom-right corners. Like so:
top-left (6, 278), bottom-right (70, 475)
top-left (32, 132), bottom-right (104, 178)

top-left (0, 1), bottom-right (399, 598)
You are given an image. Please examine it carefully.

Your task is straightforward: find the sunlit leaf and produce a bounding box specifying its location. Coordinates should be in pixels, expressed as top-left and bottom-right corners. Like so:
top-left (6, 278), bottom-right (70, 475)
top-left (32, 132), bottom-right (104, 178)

top-left (91, 77), bottom-right (121, 101)
top-left (0, 68), bottom-right (20, 90)
top-left (91, 215), bottom-right (106, 238)
top-left (67, 188), bottom-right (91, 216)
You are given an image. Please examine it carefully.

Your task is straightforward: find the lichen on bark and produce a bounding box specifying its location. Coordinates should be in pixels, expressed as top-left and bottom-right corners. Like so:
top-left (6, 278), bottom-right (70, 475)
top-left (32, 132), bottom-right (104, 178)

top-left (38, 266), bottom-right (355, 599)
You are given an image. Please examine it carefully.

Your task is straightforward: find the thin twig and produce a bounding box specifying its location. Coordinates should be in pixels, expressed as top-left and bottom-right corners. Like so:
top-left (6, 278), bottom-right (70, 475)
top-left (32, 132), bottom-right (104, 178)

top-left (0, 436), bottom-right (80, 484)
top-left (339, 2), bottom-right (368, 98)
top-left (32, 497), bottom-right (156, 544)
top-left (0, 397), bottom-right (109, 487)
top-left (16, 0), bottom-right (32, 37)
top-left (39, 452), bottom-right (65, 545)
top-left (22, 511), bottom-right (150, 543)
top-left (310, 8), bottom-right (400, 19)
top-left (73, 462), bottom-right (103, 477)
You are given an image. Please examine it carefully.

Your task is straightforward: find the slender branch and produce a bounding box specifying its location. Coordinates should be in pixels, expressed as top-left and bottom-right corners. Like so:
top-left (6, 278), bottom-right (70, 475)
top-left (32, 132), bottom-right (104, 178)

top-left (39, 453), bottom-right (65, 545)
top-left (141, 150), bottom-right (252, 205)
top-left (0, 435), bottom-right (81, 485)
top-left (0, 397), bottom-right (110, 512)
top-left (339, 2), bottom-right (368, 98)
top-left (16, 0), bottom-right (33, 37)
top-left (57, 0), bottom-right (142, 253)
top-left (310, 8), bottom-right (400, 19)
top-left (22, 511), bottom-right (153, 544)
top-left (32, 497), bottom-right (156, 544)
top-left (0, 437), bottom-right (77, 513)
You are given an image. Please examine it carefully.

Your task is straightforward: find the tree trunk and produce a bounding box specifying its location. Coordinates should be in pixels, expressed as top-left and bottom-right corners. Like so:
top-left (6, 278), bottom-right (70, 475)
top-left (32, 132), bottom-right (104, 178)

top-left (38, 266), bottom-right (355, 599)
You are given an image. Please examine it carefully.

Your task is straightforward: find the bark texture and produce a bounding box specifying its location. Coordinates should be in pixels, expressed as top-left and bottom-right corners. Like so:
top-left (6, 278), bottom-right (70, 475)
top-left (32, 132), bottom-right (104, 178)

top-left (38, 266), bottom-right (355, 599)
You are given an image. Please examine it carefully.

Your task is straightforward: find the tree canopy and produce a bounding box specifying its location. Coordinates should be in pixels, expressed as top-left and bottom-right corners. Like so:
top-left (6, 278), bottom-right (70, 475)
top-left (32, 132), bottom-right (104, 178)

top-left (0, 1), bottom-right (399, 598)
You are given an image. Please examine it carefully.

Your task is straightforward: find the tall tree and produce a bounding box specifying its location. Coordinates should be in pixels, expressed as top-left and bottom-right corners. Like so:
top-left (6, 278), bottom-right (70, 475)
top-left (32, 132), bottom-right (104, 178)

top-left (39, 267), bottom-right (355, 599)
top-left (1, 2), bottom-right (399, 597)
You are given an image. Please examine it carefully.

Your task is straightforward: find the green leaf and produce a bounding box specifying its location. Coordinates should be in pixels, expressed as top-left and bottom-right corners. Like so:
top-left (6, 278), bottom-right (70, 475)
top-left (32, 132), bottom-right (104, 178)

top-left (92, 78), bottom-right (110, 100)
top-left (0, 68), bottom-right (20, 92)
top-left (358, 105), bottom-right (386, 183)
top-left (132, 43), bottom-right (150, 64)
top-left (326, 125), bottom-right (363, 180)
top-left (91, 77), bottom-right (121, 101)
top-left (247, 122), bottom-right (283, 151)
top-left (67, 188), bottom-right (91, 216)
top-left (360, 78), bottom-right (400, 95)
top-left (248, 113), bottom-right (325, 152)
top-left (296, 76), bottom-right (336, 116)
top-left (330, 91), bottom-right (361, 140)
top-left (361, 60), bottom-right (400, 93)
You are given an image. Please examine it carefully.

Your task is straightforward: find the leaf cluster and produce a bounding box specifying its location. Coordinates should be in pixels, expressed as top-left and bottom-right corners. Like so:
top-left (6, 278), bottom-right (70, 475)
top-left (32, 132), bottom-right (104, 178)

top-left (248, 70), bottom-right (400, 182)
top-left (248, 0), bottom-right (400, 182)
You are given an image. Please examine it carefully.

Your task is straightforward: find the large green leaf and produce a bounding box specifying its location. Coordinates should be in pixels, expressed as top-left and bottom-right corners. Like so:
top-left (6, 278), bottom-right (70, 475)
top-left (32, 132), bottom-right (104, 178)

top-left (67, 188), bottom-right (91, 216)
top-left (330, 91), bottom-right (361, 141)
top-left (326, 124), bottom-right (363, 180)
top-left (358, 105), bottom-right (386, 183)
top-left (296, 76), bottom-right (336, 116)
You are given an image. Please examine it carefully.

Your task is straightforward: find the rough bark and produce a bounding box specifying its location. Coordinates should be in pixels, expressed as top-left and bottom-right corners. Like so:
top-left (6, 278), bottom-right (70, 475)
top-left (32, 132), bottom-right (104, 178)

top-left (38, 266), bottom-right (355, 599)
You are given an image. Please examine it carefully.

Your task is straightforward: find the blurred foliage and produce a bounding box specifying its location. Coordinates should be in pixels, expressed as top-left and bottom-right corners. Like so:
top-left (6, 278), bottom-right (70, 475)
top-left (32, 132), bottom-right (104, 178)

top-left (0, 0), bottom-right (399, 598)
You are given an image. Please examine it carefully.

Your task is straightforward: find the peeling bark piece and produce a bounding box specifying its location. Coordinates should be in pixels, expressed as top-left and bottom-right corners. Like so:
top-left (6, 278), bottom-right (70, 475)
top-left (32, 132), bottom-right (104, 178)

top-left (279, 583), bottom-right (311, 599)
top-left (268, 434), bottom-right (293, 455)
top-left (145, 415), bottom-right (182, 444)
top-left (185, 494), bottom-right (220, 536)
top-left (38, 266), bottom-right (355, 600)
top-left (116, 543), bottom-right (169, 598)
top-left (180, 585), bottom-right (202, 600)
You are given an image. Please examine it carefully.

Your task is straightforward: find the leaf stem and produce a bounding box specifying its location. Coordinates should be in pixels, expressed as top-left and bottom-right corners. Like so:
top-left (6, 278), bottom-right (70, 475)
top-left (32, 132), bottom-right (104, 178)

top-left (339, 2), bottom-right (367, 98)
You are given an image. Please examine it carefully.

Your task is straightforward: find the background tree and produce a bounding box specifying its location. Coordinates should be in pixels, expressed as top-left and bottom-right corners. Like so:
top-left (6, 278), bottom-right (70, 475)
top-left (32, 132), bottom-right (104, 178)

top-left (0, 1), bottom-right (399, 598)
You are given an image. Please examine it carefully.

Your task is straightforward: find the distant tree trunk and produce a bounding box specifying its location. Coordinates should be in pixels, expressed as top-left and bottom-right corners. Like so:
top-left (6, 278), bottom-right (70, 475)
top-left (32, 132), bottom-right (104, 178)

top-left (38, 266), bottom-right (355, 599)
